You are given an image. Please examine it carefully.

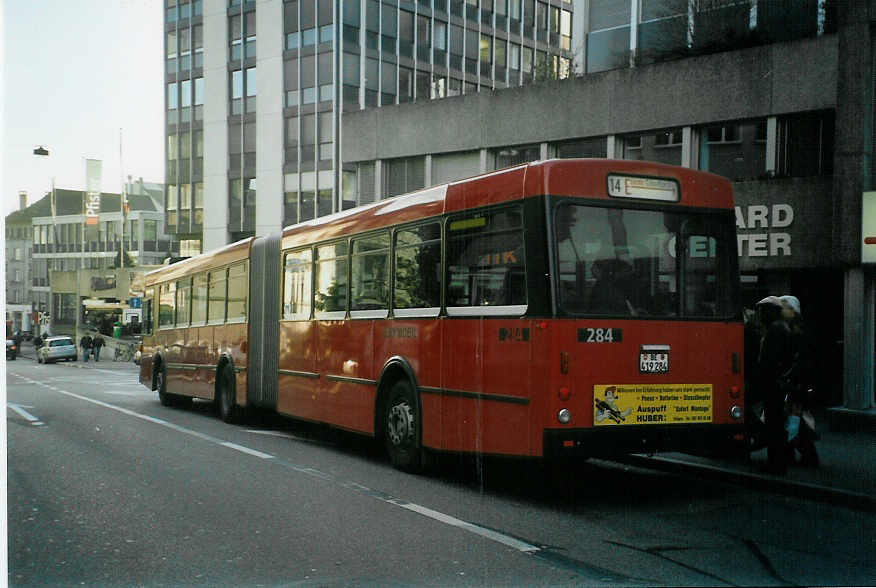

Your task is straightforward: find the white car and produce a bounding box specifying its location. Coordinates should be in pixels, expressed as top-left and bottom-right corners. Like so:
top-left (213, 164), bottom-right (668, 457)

top-left (37, 336), bottom-right (77, 364)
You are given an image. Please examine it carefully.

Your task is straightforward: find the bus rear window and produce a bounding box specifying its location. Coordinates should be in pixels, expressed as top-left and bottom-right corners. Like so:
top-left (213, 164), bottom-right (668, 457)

top-left (446, 206), bottom-right (526, 315)
top-left (554, 204), bottom-right (736, 318)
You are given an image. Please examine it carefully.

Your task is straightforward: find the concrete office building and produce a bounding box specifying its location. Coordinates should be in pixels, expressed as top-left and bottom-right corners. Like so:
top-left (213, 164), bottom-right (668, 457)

top-left (5, 193), bottom-right (35, 334)
top-left (163, 0), bottom-right (873, 416)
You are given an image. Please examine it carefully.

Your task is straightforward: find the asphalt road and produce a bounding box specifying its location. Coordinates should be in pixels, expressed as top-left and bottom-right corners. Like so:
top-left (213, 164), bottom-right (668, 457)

top-left (7, 356), bottom-right (875, 586)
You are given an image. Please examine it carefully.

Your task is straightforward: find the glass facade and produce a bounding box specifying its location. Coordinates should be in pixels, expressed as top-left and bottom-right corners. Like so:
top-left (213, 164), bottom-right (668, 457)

top-left (165, 0), bottom-right (205, 250)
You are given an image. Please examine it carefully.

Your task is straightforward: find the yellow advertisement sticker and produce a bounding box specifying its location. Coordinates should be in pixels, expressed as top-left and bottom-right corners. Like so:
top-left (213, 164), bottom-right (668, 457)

top-left (593, 384), bottom-right (712, 426)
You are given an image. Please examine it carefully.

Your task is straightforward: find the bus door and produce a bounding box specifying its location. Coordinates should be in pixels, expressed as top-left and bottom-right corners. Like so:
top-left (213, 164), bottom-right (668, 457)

top-left (442, 206), bottom-right (534, 456)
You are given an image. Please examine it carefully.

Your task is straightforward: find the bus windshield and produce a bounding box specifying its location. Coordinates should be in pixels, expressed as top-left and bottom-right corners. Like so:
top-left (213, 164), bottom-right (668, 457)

top-left (554, 203), bottom-right (738, 318)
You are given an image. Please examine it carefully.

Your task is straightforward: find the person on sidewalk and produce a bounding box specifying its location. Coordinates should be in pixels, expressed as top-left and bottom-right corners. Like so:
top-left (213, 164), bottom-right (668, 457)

top-left (756, 296), bottom-right (794, 474)
top-left (779, 295), bottom-right (819, 467)
top-left (79, 333), bottom-right (92, 363)
top-left (92, 333), bottom-right (105, 362)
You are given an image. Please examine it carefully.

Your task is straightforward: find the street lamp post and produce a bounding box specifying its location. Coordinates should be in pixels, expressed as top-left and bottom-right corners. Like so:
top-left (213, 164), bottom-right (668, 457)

top-left (33, 145), bottom-right (81, 339)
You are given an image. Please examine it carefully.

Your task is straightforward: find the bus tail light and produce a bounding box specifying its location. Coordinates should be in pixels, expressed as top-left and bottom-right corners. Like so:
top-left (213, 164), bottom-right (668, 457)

top-left (558, 386), bottom-right (571, 401)
top-left (557, 409), bottom-right (571, 424)
top-left (729, 385), bottom-right (740, 399)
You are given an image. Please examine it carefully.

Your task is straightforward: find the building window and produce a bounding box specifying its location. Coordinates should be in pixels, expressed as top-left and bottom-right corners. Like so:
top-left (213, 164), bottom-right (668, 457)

top-left (587, 0), bottom-right (631, 73)
top-left (167, 82), bottom-right (178, 124)
top-left (194, 77), bottom-right (204, 121)
top-left (492, 144), bottom-right (540, 169)
top-left (245, 11), bottom-right (257, 58)
top-left (180, 79), bottom-right (192, 123)
top-left (638, 0), bottom-right (688, 66)
top-left (556, 137), bottom-right (607, 159)
top-left (382, 4), bottom-right (397, 55)
top-left (318, 52), bottom-right (333, 103)
top-left (231, 69), bottom-right (243, 115)
top-left (166, 29), bottom-right (177, 71)
top-left (230, 14), bottom-right (242, 61)
top-left (301, 54), bottom-right (316, 104)
top-left (417, 14), bottom-right (431, 62)
top-left (701, 120), bottom-right (766, 181)
top-left (383, 156), bottom-right (425, 197)
top-left (318, 111), bottom-right (333, 162)
top-left (246, 67), bottom-right (257, 113)
top-left (400, 10), bottom-right (414, 58)
top-left (623, 129), bottom-right (683, 166)
top-left (777, 111), bottom-right (835, 177)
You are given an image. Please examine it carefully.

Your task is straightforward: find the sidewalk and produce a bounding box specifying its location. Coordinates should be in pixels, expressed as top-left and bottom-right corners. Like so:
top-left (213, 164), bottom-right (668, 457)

top-left (625, 410), bottom-right (876, 511)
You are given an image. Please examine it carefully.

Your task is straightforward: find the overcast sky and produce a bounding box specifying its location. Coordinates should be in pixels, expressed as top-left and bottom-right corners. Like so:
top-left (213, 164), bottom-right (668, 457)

top-left (2, 0), bottom-right (164, 216)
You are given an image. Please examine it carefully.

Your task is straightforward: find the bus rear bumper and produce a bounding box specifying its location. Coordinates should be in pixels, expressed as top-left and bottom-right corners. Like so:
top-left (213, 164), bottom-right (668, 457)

top-left (543, 424), bottom-right (745, 459)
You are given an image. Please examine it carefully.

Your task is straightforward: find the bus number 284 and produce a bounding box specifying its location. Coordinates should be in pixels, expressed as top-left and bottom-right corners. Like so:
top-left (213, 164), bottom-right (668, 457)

top-left (578, 328), bottom-right (622, 343)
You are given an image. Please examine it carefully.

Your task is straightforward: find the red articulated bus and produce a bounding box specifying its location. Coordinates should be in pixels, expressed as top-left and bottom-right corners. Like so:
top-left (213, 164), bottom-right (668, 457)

top-left (139, 159), bottom-right (745, 470)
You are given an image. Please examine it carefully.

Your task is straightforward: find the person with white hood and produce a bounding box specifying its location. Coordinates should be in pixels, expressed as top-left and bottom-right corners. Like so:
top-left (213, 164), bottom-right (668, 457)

top-left (756, 295), bottom-right (794, 474)
top-left (779, 294), bottom-right (820, 467)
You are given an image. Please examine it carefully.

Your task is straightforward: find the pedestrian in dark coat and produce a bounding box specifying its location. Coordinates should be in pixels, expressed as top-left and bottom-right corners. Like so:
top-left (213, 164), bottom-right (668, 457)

top-left (756, 296), bottom-right (795, 474)
top-left (92, 334), bottom-right (105, 362)
top-left (80, 334), bottom-right (92, 363)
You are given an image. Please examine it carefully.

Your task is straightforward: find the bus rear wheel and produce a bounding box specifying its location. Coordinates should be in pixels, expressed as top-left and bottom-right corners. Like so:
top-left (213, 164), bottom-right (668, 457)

top-left (384, 380), bottom-right (422, 472)
top-left (217, 364), bottom-right (239, 424)
top-left (156, 364), bottom-right (173, 407)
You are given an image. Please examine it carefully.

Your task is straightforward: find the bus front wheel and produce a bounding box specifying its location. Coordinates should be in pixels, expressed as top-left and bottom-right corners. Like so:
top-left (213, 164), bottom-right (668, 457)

top-left (384, 380), bottom-right (422, 472)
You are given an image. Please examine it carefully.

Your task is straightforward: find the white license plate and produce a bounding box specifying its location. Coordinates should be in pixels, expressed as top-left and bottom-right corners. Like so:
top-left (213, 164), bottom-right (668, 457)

top-left (640, 351), bottom-right (669, 373)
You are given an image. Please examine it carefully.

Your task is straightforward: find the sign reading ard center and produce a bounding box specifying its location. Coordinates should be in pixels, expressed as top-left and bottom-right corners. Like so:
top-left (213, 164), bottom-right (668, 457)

top-left (593, 384), bottom-right (712, 426)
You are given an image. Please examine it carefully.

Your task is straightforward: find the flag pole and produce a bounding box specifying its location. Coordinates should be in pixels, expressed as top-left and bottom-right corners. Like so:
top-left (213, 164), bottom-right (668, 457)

top-left (120, 128), bottom-right (125, 269)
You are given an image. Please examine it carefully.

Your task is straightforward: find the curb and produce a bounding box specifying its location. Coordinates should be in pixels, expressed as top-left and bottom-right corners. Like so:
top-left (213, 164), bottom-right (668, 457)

top-left (619, 454), bottom-right (876, 513)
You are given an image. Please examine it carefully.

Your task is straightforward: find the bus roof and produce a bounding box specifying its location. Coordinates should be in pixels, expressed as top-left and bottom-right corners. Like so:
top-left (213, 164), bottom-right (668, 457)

top-left (281, 158), bottom-right (732, 249)
top-left (144, 237), bottom-right (253, 286)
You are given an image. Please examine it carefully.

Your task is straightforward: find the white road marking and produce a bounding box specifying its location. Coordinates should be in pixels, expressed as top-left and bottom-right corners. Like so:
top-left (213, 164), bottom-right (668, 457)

top-left (221, 442), bottom-right (274, 459)
top-left (389, 500), bottom-right (540, 553)
top-left (7, 403), bottom-right (44, 426)
top-left (244, 429), bottom-right (299, 439)
top-left (20, 375), bottom-right (542, 557)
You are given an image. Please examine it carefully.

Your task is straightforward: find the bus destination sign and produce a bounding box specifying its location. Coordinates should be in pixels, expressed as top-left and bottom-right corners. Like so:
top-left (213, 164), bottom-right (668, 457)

top-left (607, 174), bottom-right (679, 202)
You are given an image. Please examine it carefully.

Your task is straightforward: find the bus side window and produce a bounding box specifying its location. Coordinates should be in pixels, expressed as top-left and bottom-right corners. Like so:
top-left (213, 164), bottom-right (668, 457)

top-left (208, 269), bottom-right (228, 323)
top-left (176, 277), bottom-right (192, 327)
top-left (315, 242), bottom-right (349, 317)
top-left (351, 232), bottom-right (390, 312)
top-left (143, 287), bottom-right (154, 335)
top-left (192, 273), bottom-right (208, 324)
top-left (446, 206), bottom-right (526, 312)
top-left (158, 282), bottom-right (176, 328)
top-left (283, 248), bottom-right (313, 320)
top-left (227, 262), bottom-right (248, 322)
top-left (394, 223), bottom-right (442, 313)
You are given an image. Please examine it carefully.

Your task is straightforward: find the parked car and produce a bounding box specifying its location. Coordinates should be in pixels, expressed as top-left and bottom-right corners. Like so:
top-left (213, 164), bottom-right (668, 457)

top-left (37, 336), bottom-right (77, 364)
top-left (6, 338), bottom-right (17, 360)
